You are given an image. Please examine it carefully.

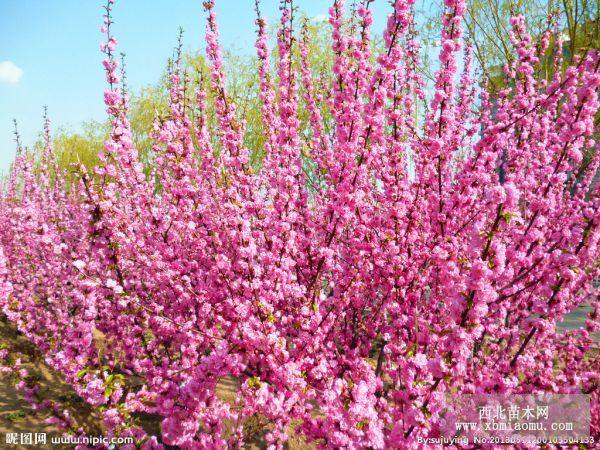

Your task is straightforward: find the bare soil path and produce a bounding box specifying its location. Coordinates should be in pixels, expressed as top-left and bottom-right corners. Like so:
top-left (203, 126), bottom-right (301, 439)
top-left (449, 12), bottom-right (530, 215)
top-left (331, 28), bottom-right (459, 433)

top-left (0, 319), bottom-right (313, 449)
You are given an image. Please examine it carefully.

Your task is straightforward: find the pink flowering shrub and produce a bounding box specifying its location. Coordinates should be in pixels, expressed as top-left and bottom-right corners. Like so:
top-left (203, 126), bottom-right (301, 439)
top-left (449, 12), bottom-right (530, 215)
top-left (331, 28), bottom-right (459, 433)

top-left (1, 0), bottom-right (599, 448)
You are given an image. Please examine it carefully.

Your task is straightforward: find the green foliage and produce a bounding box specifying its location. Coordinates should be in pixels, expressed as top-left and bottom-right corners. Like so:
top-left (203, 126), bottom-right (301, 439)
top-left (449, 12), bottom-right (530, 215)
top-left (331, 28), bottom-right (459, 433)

top-left (53, 122), bottom-right (107, 175)
top-left (48, 19), bottom-right (338, 179)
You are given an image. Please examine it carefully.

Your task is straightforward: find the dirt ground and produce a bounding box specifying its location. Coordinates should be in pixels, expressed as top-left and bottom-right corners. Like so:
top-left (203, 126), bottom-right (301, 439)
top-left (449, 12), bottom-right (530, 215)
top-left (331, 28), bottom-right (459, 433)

top-left (0, 319), bottom-right (314, 449)
top-left (0, 318), bottom-right (104, 450)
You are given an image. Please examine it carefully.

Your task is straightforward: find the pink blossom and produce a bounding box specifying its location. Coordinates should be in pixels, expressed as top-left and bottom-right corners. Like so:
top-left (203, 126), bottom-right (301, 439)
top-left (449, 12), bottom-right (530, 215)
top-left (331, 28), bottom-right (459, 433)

top-left (0, 0), bottom-right (597, 447)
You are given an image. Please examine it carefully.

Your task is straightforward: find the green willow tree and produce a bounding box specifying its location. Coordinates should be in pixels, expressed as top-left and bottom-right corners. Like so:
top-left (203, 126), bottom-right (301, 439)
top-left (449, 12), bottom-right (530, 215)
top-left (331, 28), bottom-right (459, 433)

top-left (44, 18), bottom-right (335, 184)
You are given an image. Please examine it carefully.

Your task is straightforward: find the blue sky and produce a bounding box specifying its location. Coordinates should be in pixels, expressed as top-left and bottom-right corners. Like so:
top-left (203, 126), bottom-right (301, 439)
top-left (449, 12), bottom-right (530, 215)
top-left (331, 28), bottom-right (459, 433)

top-left (0, 0), bottom-right (422, 175)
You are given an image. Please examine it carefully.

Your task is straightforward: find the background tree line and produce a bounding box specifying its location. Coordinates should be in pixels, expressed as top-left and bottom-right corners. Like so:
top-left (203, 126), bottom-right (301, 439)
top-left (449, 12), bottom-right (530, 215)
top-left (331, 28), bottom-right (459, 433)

top-left (22, 0), bottom-right (598, 186)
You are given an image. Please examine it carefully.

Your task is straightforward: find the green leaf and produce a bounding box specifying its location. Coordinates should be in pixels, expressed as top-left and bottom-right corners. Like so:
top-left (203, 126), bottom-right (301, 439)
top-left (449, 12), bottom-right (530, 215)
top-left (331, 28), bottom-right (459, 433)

top-left (356, 420), bottom-right (369, 430)
top-left (247, 376), bottom-right (261, 389)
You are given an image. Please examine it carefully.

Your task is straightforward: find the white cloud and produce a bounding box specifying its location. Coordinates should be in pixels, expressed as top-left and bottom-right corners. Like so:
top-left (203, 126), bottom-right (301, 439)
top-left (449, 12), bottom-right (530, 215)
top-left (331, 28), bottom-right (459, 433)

top-left (311, 14), bottom-right (329, 23)
top-left (0, 61), bottom-right (23, 84)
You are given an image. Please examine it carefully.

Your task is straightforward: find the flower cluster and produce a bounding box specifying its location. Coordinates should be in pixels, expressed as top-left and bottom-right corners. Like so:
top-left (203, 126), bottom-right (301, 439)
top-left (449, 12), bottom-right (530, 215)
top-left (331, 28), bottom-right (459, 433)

top-left (0, 0), bottom-right (598, 448)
